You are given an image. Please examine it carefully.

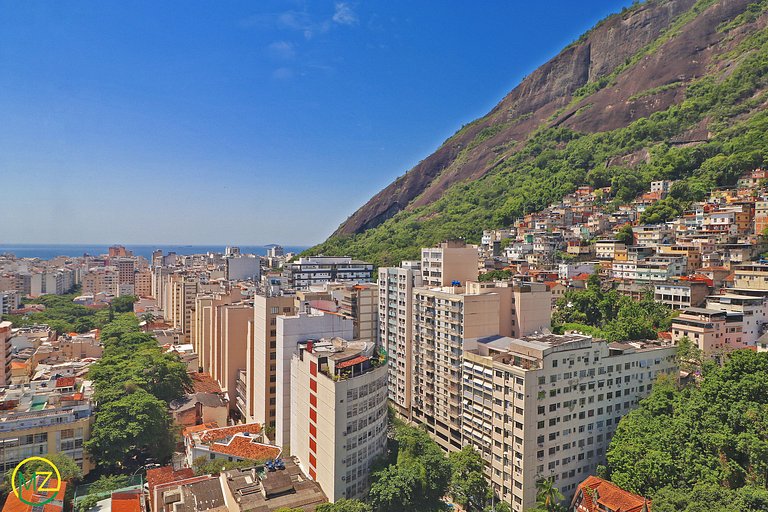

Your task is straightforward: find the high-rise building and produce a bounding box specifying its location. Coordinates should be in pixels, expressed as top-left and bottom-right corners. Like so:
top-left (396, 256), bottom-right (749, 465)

top-left (461, 334), bottom-right (676, 511)
top-left (134, 268), bottom-right (153, 297)
top-left (245, 294), bottom-right (297, 427)
top-left (274, 312), bottom-right (352, 448)
top-left (378, 261), bottom-right (422, 418)
top-left (411, 284), bottom-right (504, 451)
top-left (0, 321), bottom-right (11, 386)
top-left (339, 283), bottom-right (379, 343)
top-left (207, 303), bottom-right (253, 407)
top-left (420, 240), bottom-right (478, 288)
top-left (290, 338), bottom-right (388, 502)
top-left (226, 255), bottom-right (262, 282)
top-left (114, 258), bottom-right (136, 286)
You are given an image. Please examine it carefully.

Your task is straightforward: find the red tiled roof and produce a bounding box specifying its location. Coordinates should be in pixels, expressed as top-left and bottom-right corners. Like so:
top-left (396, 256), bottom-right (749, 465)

top-left (182, 422), bottom-right (220, 437)
top-left (146, 466), bottom-right (195, 497)
top-left (574, 476), bottom-right (650, 512)
top-left (2, 479), bottom-right (66, 512)
top-left (10, 362), bottom-right (25, 370)
top-left (211, 436), bottom-right (281, 461)
top-left (55, 377), bottom-right (75, 388)
top-left (336, 355), bottom-right (369, 369)
top-left (572, 273), bottom-right (592, 281)
top-left (110, 490), bottom-right (143, 512)
top-left (189, 372), bottom-right (222, 394)
top-left (198, 423), bottom-right (262, 443)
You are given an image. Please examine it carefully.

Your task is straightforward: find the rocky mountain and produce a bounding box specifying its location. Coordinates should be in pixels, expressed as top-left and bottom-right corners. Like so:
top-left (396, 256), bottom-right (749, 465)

top-left (311, 0), bottom-right (768, 265)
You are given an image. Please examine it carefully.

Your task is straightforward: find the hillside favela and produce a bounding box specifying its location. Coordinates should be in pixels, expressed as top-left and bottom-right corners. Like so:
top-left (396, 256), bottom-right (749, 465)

top-left (3, 1), bottom-right (768, 512)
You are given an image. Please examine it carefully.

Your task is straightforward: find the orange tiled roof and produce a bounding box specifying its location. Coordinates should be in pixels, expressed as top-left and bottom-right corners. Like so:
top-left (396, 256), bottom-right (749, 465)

top-left (189, 372), bottom-right (222, 394)
top-left (146, 466), bottom-right (195, 497)
top-left (199, 423), bottom-right (262, 443)
top-left (575, 476), bottom-right (650, 512)
top-left (2, 478), bottom-right (66, 512)
top-left (10, 362), bottom-right (26, 370)
top-left (54, 377), bottom-right (75, 388)
top-left (182, 422), bottom-right (219, 437)
top-left (211, 436), bottom-right (280, 461)
top-left (110, 490), bottom-right (143, 512)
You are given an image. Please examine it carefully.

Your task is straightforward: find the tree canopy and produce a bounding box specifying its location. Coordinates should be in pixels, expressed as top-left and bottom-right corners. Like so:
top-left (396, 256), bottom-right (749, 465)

top-left (605, 350), bottom-right (768, 511)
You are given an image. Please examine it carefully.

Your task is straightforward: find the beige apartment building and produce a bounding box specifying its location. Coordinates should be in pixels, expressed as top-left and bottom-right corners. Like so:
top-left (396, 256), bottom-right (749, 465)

top-left (421, 240), bottom-right (479, 288)
top-left (245, 294), bottom-right (297, 427)
top-left (378, 261), bottom-right (422, 418)
top-left (82, 267), bottom-right (119, 296)
top-left (164, 274), bottom-right (199, 343)
top-left (411, 285), bottom-right (504, 451)
top-left (290, 338), bottom-right (388, 502)
top-left (339, 283), bottom-right (378, 343)
top-left (670, 307), bottom-right (746, 355)
top-left (461, 334), bottom-right (677, 512)
top-left (134, 268), bottom-right (152, 297)
top-left (732, 262), bottom-right (768, 290)
top-left (194, 289), bottom-right (242, 372)
top-left (0, 378), bottom-right (95, 475)
top-left (207, 303), bottom-right (253, 406)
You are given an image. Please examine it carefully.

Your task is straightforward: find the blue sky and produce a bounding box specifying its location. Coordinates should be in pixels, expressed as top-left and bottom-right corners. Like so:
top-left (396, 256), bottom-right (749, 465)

top-left (0, 0), bottom-right (634, 245)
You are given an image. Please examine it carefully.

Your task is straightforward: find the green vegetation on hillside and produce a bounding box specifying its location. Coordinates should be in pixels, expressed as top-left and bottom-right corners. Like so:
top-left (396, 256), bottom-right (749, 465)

top-left (309, 3), bottom-right (768, 266)
top-left (604, 350), bottom-right (768, 511)
top-left (552, 275), bottom-right (674, 341)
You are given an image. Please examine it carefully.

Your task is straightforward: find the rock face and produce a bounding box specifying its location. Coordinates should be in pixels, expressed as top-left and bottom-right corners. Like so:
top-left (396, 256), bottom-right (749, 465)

top-left (332, 0), bottom-right (752, 236)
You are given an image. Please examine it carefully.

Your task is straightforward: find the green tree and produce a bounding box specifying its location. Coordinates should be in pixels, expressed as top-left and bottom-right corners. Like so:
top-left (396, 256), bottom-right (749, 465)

top-left (85, 389), bottom-right (175, 470)
top-left (316, 499), bottom-right (372, 512)
top-left (111, 295), bottom-right (138, 313)
top-left (448, 446), bottom-right (489, 512)
top-left (534, 477), bottom-right (564, 512)
top-left (615, 224), bottom-right (634, 245)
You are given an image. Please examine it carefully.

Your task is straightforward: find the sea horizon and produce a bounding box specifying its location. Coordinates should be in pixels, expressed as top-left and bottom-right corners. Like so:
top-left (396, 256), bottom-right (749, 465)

top-left (0, 243), bottom-right (311, 261)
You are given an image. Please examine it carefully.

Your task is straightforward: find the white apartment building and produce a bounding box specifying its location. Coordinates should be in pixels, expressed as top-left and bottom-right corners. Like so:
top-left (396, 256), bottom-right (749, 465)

top-left (378, 261), bottom-right (422, 418)
top-left (705, 293), bottom-right (768, 346)
top-left (611, 256), bottom-right (686, 283)
top-left (226, 255), bottom-right (262, 282)
top-left (275, 312), bottom-right (353, 449)
top-left (284, 257), bottom-right (374, 290)
top-left (420, 241), bottom-right (478, 288)
top-left (594, 240), bottom-right (626, 260)
top-left (462, 334), bottom-right (677, 512)
top-left (291, 339), bottom-right (388, 502)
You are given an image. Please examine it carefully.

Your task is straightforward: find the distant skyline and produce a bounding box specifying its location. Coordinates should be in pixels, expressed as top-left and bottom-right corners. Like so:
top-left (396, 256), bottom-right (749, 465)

top-left (1, 0), bottom-right (635, 245)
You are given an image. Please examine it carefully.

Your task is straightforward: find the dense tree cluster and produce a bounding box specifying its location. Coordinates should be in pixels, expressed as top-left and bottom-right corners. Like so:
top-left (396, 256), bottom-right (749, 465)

top-left (552, 275), bottom-right (673, 342)
top-left (85, 313), bottom-right (192, 471)
top-left (605, 350), bottom-right (768, 511)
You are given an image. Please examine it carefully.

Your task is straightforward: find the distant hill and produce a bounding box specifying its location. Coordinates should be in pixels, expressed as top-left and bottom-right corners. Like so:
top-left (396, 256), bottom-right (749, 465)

top-left (309, 0), bottom-right (768, 266)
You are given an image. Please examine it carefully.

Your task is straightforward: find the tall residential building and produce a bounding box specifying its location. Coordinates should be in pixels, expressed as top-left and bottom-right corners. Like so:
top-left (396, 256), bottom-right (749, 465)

top-left (274, 312), bottom-right (353, 448)
top-left (290, 338), bottom-right (388, 502)
top-left (206, 303), bottom-right (253, 407)
top-left (670, 307), bottom-right (746, 355)
top-left (284, 257), bottom-right (374, 289)
top-left (82, 267), bottom-right (119, 296)
top-left (420, 240), bottom-right (478, 288)
top-left (0, 321), bottom-right (11, 386)
top-left (245, 294), bottom-right (297, 427)
top-left (339, 283), bottom-right (379, 343)
top-left (461, 334), bottom-right (676, 511)
top-left (411, 285), bottom-right (504, 451)
top-left (165, 274), bottom-right (199, 343)
top-left (114, 258), bottom-right (136, 286)
top-left (378, 261), bottom-right (422, 418)
top-left (194, 290), bottom-right (240, 373)
top-left (134, 268), bottom-right (153, 297)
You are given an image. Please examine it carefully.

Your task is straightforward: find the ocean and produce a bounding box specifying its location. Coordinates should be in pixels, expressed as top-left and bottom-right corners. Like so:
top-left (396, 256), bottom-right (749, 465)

top-left (0, 244), bottom-right (310, 261)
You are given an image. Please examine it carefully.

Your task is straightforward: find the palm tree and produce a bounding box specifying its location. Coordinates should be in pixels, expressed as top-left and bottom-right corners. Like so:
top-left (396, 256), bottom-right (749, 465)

top-left (536, 477), bottom-right (565, 512)
top-left (140, 312), bottom-right (155, 331)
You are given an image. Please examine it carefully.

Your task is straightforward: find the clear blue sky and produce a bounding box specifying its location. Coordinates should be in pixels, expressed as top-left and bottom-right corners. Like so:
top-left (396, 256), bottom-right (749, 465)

top-left (0, 0), bottom-right (634, 245)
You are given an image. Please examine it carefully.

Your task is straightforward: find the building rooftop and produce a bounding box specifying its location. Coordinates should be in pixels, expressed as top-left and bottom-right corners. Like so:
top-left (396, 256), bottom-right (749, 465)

top-left (572, 476), bottom-right (650, 512)
top-left (222, 458), bottom-right (328, 512)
